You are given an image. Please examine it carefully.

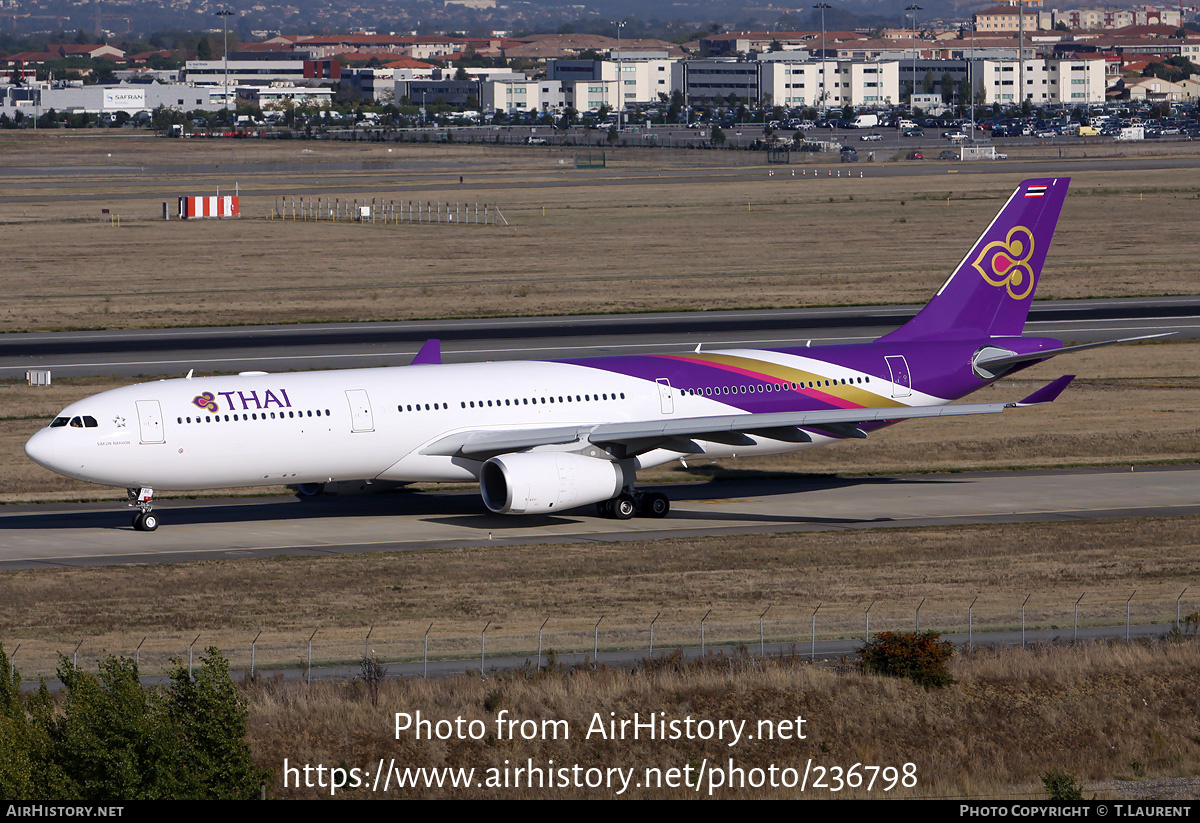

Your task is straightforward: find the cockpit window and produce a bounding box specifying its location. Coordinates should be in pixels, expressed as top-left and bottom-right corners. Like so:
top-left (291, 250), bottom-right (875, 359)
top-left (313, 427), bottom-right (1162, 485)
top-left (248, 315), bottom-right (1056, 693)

top-left (50, 417), bottom-right (69, 428)
top-left (69, 417), bottom-right (83, 428)
top-left (82, 416), bottom-right (98, 428)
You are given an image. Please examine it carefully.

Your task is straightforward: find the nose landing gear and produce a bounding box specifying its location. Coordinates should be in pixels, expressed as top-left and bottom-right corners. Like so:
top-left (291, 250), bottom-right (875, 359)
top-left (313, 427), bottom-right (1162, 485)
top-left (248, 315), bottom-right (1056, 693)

top-left (127, 487), bottom-right (158, 531)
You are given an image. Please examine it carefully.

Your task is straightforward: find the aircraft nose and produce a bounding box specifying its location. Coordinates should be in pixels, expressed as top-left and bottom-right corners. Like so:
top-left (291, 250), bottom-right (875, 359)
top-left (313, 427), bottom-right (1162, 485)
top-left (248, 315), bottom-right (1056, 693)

top-left (24, 428), bottom-right (65, 472)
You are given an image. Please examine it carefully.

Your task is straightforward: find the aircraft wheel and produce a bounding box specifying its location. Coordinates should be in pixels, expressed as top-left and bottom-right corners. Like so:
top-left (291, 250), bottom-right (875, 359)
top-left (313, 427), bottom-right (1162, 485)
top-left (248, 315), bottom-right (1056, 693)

top-left (645, 493), bottom-right (670, 518)
top-left (596, 500), bottom-right (612, 517)
top-left (294, 482), bottom-right (325, 499)
top-left (132, 512), bottom-right (144, 530)
top-left (141, 513), bottom-right (159, 532)
top-left (612, 494), bottom-right (636, 520)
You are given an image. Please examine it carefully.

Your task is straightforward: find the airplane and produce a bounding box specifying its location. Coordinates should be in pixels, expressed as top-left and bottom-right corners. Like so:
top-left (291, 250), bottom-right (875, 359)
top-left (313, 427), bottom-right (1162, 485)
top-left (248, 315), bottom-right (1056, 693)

top-left (24, 176), bottom-right (1157, 531)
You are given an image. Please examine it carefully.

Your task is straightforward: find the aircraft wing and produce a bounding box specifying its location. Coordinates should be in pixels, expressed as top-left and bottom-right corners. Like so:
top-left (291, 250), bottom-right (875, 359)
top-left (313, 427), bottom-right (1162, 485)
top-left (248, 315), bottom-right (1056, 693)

top-left (420, 375), bottom-right (1075, 460)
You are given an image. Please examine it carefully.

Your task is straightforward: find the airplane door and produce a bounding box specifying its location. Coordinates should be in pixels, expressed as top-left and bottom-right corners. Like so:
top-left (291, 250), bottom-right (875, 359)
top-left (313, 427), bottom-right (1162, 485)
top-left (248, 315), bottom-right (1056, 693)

top-left (885, 355), bottom-right (912, 398)
top-left (135, 400), bottom-right (165, 444)
top-left (656, 378), bottom-right (674, 414)
top-left (346, 389), bottom-right (374, 432)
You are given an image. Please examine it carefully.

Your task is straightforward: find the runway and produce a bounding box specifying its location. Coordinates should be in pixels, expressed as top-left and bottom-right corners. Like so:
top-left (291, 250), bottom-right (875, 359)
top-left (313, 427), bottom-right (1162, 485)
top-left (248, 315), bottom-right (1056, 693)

top-left (2, 296), bottom-right (1196, 378)
top-left (2, 464), bottom-right (1196, 570)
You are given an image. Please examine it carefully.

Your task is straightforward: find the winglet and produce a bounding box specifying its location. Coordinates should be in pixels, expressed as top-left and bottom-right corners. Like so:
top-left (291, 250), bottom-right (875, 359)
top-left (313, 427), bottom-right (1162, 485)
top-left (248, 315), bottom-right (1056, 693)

top-left (1013, 374), bottom-right (1075, 406)
top-left (412, 338), bottom-right (441, 365)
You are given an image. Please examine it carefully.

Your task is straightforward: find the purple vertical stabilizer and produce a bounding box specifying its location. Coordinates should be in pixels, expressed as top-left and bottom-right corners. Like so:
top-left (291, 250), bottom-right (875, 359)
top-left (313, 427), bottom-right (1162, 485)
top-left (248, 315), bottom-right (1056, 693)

top-left (879, 177), bottom-right (1070, 342)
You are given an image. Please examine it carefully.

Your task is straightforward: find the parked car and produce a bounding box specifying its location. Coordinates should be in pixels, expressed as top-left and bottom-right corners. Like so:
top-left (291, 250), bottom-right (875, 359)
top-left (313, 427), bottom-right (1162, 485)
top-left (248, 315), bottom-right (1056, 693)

top-left (902, 126), bottom-right (924, 137)
top-left (525, 136), bottom-right (548, 145)
top-left (840, 146), bottom-right (859, 162)
top-left (938, 150), bottom-right (958, 160)
top-left (906, 150), bottom-right (924, 160)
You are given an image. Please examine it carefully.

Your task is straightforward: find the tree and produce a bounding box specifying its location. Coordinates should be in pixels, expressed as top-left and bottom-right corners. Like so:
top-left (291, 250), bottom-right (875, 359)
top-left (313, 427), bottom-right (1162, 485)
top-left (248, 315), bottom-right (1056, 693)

top-left (161, 647), bottom-right (264, 799)
top-left (196, 37), bottom-right (213, 61)
top-left (0, 646), bottom-right (265, 800)
top-left (711, 124), bottom-right (726, 145)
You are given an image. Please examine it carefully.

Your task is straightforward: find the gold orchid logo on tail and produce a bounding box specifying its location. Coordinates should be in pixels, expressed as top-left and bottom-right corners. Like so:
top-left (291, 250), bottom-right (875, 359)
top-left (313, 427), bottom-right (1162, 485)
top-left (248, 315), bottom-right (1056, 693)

top-left (973, 226), bottom-right (1036, 300)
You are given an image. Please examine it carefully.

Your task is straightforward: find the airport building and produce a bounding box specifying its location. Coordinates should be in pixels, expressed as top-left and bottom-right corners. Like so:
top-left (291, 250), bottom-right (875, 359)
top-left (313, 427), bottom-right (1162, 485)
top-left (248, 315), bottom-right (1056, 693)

top-left (0, 81), bottom-right (210, 116)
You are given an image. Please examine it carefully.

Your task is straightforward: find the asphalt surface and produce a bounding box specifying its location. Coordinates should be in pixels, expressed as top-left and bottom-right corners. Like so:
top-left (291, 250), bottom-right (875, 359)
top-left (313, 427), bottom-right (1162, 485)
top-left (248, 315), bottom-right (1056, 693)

top-left (3, 296), bottom-right (1196, 378)
top-left (2, 465), bottom-right (1196, 570)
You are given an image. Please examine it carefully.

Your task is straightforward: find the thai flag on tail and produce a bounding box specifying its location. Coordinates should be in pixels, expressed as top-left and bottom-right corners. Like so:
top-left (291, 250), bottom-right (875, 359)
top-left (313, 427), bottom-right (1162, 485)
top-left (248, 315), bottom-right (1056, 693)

top-left (1025, 185), bottom-right (1047, 198)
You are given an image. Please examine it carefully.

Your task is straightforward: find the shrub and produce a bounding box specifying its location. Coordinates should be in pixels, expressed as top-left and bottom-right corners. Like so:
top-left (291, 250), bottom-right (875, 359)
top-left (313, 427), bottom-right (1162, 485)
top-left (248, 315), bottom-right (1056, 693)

top-left (858, 630), bottom-right (956, 689)
top-left (1041, 767), bottom-right (1083, 801)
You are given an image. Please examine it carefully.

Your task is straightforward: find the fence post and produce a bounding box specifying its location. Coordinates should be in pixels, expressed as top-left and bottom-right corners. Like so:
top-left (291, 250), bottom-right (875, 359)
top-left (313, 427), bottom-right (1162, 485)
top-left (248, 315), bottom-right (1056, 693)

top-left (480, 620), bottom-right (491, 679)
top-left (73, 639), bottom-right (83, 668)
top-left (365, 625), bottom-right (374, 662)
top-left (251, 630), bottom-right (262, 680)
top-left (864, 599), bottom-right (876, 642)
top-left (307, 628), bottom-right (317, 685)
top-left (968, 596), bottom-right (978, 649)
top-left (424, 623), bottom-right (433, 679)
top-left (593, 616), bottom-right (603, 669)
top-left (537, 617), bottom-right (548, 670)
top-left (188, 634), bottom-right (200, 681)
top-left (1074, 593), bottom-right (1086, 643)
top-left (1022, 594), bottom-right (1030, 649)
top-left (915, 598), bottom-right (925, 632)
top-left (9, 644), bottom-right (18, 683)
top-left (649, 612), bottom-right (660, 659)
top-left (759, 605), bottom-right (771, 657)
top-left (135, 636), bottom-right (145, 669)
top-left (1126, 591), bottom-right (1136, 641)
top-left (811, 603), bottom-right (822, 661)
top-left (700, 609), bottom-right (711, 657)
top-left (1177, 588), bottom-right (1188, 632)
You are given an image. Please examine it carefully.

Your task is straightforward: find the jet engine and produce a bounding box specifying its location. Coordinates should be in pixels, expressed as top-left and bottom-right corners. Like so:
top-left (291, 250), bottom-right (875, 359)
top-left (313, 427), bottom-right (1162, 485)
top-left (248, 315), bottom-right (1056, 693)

top-left (480, 452), bottom-right (630, 514)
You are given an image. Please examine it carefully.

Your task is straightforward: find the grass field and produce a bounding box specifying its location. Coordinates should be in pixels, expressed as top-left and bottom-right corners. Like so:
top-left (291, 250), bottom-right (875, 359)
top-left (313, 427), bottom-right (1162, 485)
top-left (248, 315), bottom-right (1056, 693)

top-left (246, 640), bottom-right (1200, 799)
top-left (3, 513), bottom-right (1197, 680)
top-left (1, 133), bottom-right (1199, 333)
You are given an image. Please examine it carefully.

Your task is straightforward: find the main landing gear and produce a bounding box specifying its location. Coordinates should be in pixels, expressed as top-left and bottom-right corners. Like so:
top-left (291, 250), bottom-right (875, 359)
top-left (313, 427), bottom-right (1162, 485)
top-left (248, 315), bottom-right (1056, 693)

top-left (127, 487), bottom-right (158, 531)
top-left (595, 489), bottom-right (670, 520)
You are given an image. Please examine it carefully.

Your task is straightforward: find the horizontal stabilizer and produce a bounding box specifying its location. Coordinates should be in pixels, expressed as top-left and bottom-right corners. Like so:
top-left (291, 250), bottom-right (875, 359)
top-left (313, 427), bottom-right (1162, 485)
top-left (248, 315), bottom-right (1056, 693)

top-left (411, 338), bottom-right (442, 365)
top-left (973, 333), bottom-right (1172, 374)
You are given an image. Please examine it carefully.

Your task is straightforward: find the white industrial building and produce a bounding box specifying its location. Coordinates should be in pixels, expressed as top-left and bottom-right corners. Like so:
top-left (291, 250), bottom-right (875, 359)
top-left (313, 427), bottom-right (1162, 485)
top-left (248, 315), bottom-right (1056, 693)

top-left (0, 82), bottom-right (210, 116)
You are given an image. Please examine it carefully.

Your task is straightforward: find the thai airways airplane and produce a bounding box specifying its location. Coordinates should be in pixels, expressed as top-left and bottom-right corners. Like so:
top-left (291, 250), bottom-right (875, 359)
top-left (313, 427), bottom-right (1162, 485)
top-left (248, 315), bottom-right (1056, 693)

top-left (24, 177), bottom-right (1151, 531)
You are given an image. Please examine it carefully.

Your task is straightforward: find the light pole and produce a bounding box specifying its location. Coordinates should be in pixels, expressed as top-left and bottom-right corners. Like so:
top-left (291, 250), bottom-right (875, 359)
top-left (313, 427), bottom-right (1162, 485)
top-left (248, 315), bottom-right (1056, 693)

top-left (906, 4), bottom-right (922, 107)
top-left (216, 8), bottom-right (234, 114)
top-left (812, 3), bottom-right (831, 117)
top-left (612, 20), bottom-right (626, 129)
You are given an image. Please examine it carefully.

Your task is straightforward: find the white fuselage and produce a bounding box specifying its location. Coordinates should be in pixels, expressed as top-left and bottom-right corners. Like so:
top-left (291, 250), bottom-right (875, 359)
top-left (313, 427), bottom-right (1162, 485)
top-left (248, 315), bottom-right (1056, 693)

top-left (25, 349), bottom-right (938, 492)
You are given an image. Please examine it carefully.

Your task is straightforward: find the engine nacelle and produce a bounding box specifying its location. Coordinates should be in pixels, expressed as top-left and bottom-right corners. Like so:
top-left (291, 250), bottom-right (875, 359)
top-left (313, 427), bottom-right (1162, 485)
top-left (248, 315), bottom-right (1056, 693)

top-left (480, 452), bottom-right (629, 514)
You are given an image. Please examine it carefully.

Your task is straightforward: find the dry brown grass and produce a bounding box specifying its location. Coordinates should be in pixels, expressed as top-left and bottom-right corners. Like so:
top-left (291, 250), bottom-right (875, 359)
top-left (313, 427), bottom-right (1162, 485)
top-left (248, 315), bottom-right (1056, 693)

top-left (1, 133), bottom-right (1199, 332)
top-left (245, 639), bottom-right (1200, 798)
top-left (3, 513), bottom-right (1198, 679)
